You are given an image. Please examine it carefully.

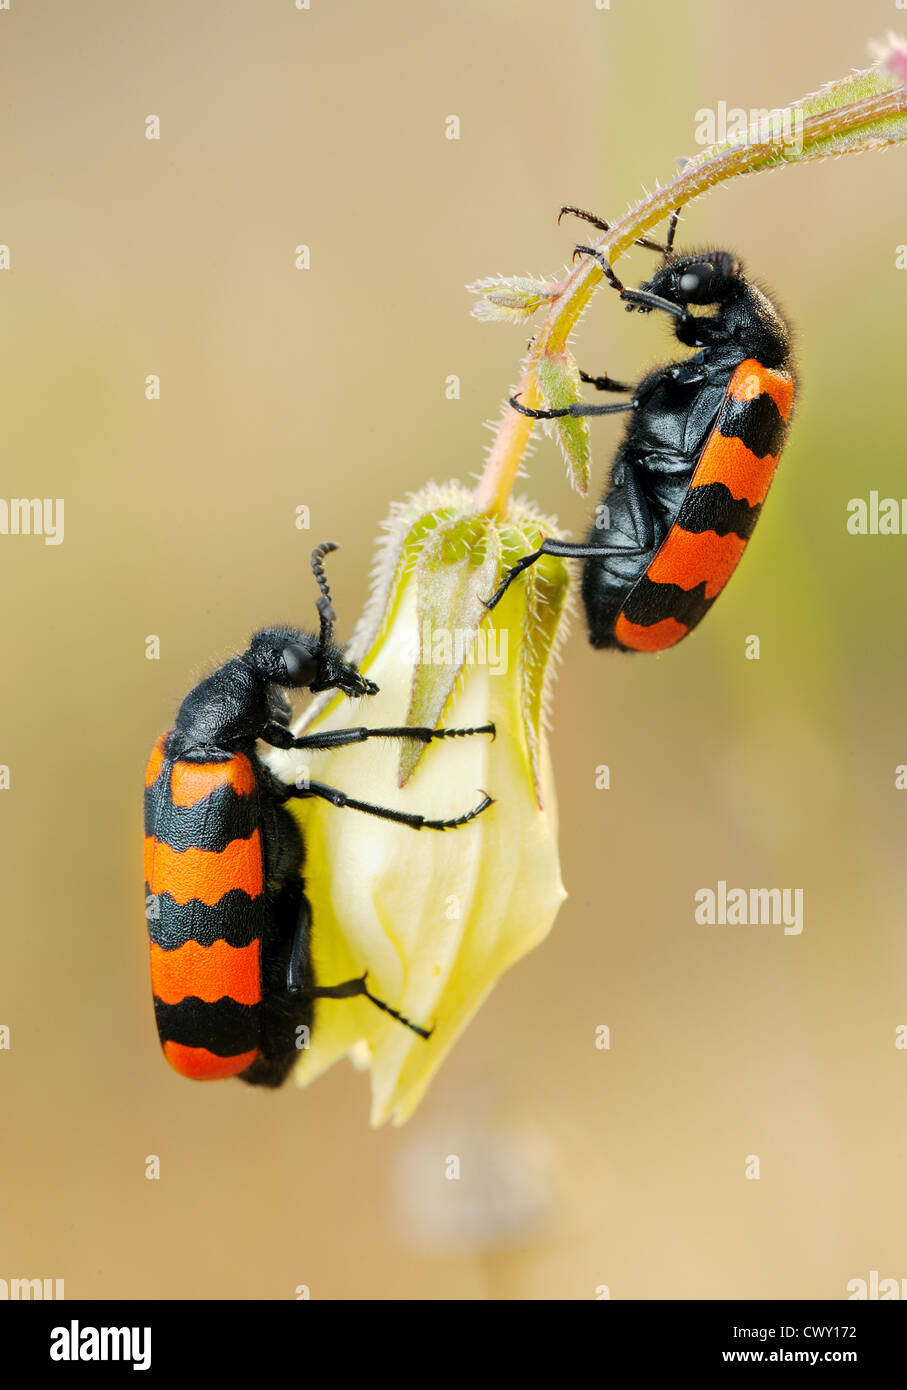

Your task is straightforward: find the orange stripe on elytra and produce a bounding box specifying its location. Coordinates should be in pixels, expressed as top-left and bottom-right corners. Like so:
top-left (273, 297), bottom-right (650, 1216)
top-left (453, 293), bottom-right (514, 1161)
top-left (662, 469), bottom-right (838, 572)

top-left (691, 430), bottom-right (778, 507)
top-left (144, 734), bottom-right (168, 788)
top-left (615, 614), bottom-right (688, 652)
top-left (150, 939), bottom-right (261, 1007)
top-left (170, 753), bottom-right (257, 809)
top-left (162, 1040), bottom-right (258, 1081)
top-left (647, 527), bottom-right (746, 599)
top-left (727, 359), bottom-right (794, 419)
top-left (144, 830), bottom-right (264, 905)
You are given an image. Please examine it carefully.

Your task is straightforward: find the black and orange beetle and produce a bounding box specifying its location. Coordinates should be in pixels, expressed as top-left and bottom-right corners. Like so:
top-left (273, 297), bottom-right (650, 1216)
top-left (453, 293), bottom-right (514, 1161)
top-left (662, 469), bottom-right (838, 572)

top-left (486, 207), bottom-right (796, 651)
top-left (144, 543), bottom-right (494, 1086)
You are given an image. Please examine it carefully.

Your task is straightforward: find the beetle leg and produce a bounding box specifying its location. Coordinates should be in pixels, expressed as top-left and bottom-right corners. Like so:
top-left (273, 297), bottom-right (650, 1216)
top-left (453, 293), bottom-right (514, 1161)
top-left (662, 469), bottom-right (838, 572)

top-left (482, 534), bottom-right (651, 612)
top-left (285, 723), bottom-right (495, 752)
top-left (579, 370), bottom-right (636, 394)
top-left (304, 972), bottom-right (432, 1040)
top-left (619, 462), bottom-right (658, 552)
top-left (285, 909), bottom-right (432, 1038)
top-left (573, 246), bottom-right (690, 320)
top-left (573, 243), bottom-right (627, 293)
top-left (665, 207), bottom-right (681, 254)
top-left (261, 721), bottom-right (298, 749)
top-left (558, 205), bottom-right (670, 255)
top-left (283, 780), bottom-right (493, 831)
top-left (286, 896), bottom-right (311, 995)
top-left (510, 391), bottom-right (636, 421)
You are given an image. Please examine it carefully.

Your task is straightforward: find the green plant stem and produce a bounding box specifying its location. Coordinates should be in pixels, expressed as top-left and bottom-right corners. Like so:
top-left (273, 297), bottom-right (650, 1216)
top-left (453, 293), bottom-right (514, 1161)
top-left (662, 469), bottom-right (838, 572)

top-left (473, 78), bottom-right (907, 517)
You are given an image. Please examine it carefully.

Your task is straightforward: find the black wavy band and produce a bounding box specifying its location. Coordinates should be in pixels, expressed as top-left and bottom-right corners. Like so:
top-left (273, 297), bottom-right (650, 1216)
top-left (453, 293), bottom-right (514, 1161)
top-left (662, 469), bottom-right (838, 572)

top-left (146, 889), bottom-right (266, 950)
top-left (676, 481), bottom-right (761, 539)
top-left (144, 781), bottom-right (259, 853)
top-left (719, 390), bottom-right (786, 459)
top-left (154, 996), bottom-right (260, 1055)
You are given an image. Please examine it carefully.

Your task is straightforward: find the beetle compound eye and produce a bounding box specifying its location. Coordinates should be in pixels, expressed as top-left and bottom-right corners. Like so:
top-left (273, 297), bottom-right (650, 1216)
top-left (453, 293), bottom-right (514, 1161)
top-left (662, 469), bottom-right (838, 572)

top-left (679, 265), bottom-right (713, 298)
top-left (281, 644), bottom-right (318, 685)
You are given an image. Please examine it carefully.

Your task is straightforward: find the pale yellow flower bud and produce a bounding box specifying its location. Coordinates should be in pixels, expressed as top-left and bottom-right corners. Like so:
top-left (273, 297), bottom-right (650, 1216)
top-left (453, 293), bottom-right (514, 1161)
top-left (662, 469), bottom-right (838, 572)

top-left (267, 482), bottom-right (571, 1125)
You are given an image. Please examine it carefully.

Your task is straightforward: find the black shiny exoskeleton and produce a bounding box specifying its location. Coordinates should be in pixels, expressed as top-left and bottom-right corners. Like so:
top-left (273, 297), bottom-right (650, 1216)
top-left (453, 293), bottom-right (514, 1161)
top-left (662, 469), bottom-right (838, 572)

top-left (486, 207), bottom-right (795, 652)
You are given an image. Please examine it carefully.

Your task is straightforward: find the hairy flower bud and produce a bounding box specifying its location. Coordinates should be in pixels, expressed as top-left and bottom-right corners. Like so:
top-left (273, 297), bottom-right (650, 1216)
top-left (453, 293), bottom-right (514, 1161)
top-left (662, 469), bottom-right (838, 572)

top-left (267, 482), bottom-right (572, 1124)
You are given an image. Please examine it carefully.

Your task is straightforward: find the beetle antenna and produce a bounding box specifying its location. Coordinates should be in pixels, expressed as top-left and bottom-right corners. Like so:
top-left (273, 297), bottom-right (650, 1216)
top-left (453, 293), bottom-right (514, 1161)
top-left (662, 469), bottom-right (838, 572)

top-left (311, 542), bottom-right (338, 650)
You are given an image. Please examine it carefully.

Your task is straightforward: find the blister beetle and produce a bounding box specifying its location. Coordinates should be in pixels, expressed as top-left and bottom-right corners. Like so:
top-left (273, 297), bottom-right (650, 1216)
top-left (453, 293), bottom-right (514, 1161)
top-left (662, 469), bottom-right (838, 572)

top-left (486, 206), bottom-right (795, 651)
top-left (144, 543), bottom-right (494, 1085)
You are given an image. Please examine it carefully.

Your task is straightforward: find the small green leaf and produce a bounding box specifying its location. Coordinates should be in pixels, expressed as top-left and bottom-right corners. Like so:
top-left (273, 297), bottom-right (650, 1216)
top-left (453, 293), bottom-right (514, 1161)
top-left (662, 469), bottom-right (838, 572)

top-left (469, 275), bottom-right (557, 323)
top-left (484, 520), bottom-right (572, 807)
top-left (536, 351), bottom-right (591, 495)
top-left (401, 518), bottom-right (502, 784)
top-left (519, 539), bottom-right (571, 805)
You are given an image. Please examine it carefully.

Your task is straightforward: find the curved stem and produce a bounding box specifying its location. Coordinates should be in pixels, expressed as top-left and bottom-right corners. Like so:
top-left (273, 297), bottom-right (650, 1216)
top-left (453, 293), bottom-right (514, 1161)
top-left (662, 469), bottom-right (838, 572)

top-left (473, 75), bottom-right (907, 517)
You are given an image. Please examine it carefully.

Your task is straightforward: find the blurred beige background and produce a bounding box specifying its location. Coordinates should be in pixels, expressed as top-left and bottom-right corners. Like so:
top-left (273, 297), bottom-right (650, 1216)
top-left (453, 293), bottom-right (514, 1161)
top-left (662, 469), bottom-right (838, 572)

top-left (1, 0), bottom-right (905, 1299)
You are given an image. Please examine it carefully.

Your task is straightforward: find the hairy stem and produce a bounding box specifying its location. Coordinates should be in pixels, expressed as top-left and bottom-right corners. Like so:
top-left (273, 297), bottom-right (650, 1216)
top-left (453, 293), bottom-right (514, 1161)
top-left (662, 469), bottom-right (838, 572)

top-left (473, 68), bottom-right (907, 517)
